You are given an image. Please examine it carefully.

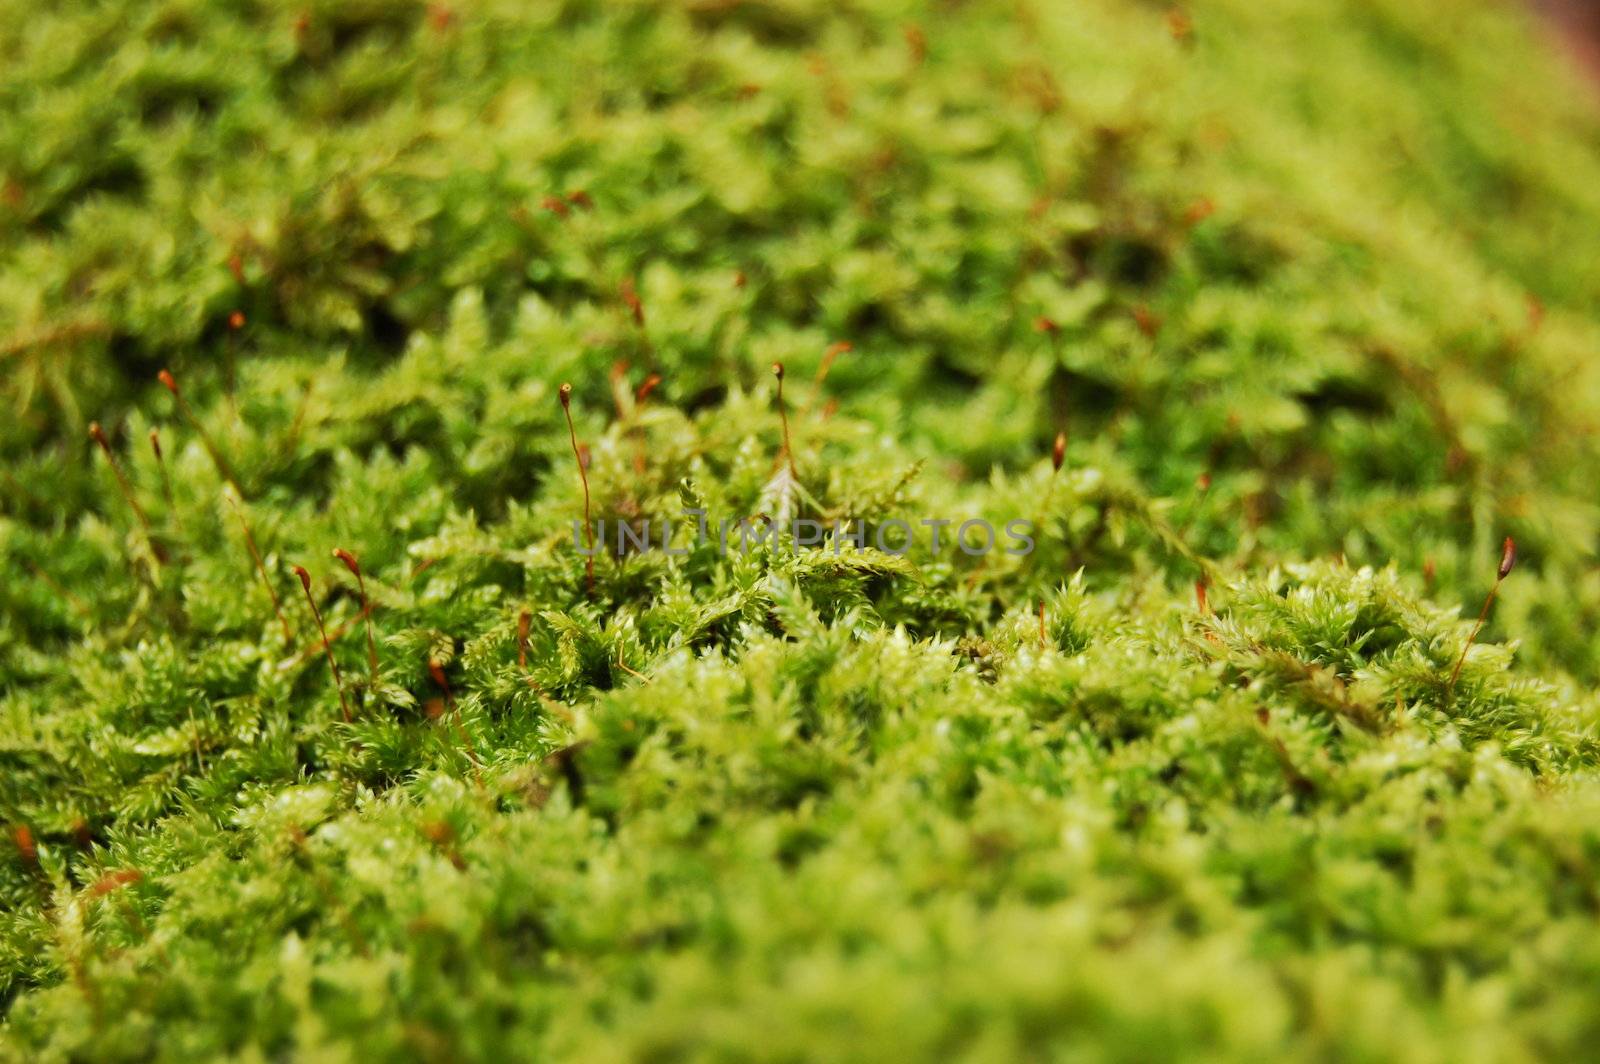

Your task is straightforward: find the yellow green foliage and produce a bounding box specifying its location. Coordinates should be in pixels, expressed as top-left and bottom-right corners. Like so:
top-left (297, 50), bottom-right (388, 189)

top-left (4, 0), bottom-right (1600, 1059)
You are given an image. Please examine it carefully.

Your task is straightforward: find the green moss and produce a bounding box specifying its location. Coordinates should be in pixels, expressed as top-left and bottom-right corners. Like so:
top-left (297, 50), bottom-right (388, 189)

top-left (5, 0), bottom-right (1600, 1058)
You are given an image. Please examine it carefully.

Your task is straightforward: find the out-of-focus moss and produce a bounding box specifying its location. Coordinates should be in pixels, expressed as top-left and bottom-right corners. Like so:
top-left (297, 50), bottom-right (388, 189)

top-left (5, 0), bottom-right (1600, 1059)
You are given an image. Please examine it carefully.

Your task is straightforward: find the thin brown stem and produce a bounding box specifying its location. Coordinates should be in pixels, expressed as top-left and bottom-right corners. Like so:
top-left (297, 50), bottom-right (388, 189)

top-left (773, 362), bottom-right (796, 476)
top-left (619, 276), bottom-right (645, 327)
top-left (630, 372), bottom-right (663, 475)
top-left (333, 549), bottom-right (379, 686)
top-left (227, 492), bottom-right (294, 648)
top-left (559, 383), bottom-right (595, 597)
top-left (1447, 536), bottom-right (1517, 696)
top-left (616, 649), bottom-right (650, 683)
top-left (149, 429), bottom-right (181, 534)
top-left (294, 566), bottom-right (352, 723)
top-left (158, 369), bottom-right (240, 491)
top-left (275, 603), bottom-right (371, 675)
top-left (1447, 585), bottom-right (1497, 693)
top-left (609, 360), bottom-right (631, 421)
top-left (1040, 430), bottom-right (1066, 516)
top-left (815, 340), bottom-right (851, 389)
top-left (1448, 582), bottom-right (1500, 693)
top-left (88, 423), bottom-right (162, 563)
top-left (798, 341), bottom-right (851, 423)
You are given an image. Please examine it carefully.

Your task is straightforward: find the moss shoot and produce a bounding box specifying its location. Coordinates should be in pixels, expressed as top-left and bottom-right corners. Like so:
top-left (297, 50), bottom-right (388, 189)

top-left (5, 0), bottom-right (1600, 1059)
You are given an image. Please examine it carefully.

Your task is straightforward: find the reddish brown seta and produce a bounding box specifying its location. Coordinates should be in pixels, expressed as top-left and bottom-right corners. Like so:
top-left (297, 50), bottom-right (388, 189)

top-left (294, 565), bottom-right (352, 723)
top-left (333, 548), bottom-right (380, 685)
top-left (228, 493), bottom-right (294, 648)
top-left (773, 362), bottom-right (797, 477)
top-left (560, 383), bottom-right (596, 597)
top-left (158, 368), bottom-right (240, 488)
top-left (150, 428), bottom-right (181, 525)
top-left (88, 422), bottom-right (158, 550)
top-left (620, 276), bottom-right (645, 327)
top-left (635, 373), bottom-right (663, 405)
top-left (1448, 536), bottom-right (1518, 695)
top-left (816, 341), bottom-right (852, 387)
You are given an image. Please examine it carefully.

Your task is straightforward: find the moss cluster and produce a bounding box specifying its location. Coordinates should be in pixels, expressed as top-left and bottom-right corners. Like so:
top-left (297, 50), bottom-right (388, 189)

top-left (5, 0), bottom-right (1600, 1058)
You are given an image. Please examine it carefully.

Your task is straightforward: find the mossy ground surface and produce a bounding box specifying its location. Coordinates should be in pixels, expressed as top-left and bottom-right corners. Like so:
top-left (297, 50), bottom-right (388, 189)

top-left (5, 0), bottom-right (1600, 1059)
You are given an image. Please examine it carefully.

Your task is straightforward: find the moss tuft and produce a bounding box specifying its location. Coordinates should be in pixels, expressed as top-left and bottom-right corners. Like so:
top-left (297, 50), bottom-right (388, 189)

top-left (5, 0), bottom-right (1600, 1058)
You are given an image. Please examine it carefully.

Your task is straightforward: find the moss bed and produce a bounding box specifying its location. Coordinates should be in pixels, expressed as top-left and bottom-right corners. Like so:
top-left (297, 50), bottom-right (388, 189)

top-left (6, 0), bottom-right (1600, 1059)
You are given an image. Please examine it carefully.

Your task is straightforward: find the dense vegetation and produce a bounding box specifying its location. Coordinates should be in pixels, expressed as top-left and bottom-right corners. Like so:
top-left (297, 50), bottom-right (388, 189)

top-left (5, 0), bottom-right (1600, 1058)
